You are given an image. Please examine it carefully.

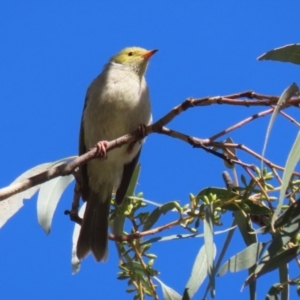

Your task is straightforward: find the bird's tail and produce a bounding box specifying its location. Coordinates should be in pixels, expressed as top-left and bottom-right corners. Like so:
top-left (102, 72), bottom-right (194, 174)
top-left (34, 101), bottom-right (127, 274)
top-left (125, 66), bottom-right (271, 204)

top-left (76, 190), bottom-right (111, 262)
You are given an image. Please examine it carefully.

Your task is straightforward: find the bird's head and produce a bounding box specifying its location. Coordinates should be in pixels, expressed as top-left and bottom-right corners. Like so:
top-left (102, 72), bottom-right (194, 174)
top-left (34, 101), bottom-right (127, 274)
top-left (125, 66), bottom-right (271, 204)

top-left (110, 47), bottom-right (158, 77)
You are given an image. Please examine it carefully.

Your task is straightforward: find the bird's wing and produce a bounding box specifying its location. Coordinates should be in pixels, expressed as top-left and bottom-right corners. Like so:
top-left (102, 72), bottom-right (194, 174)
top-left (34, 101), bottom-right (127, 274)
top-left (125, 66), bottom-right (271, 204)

top-left (78, 94), bottom-right (89, 200)
top-left (115, 148), bottom-right (141, 205)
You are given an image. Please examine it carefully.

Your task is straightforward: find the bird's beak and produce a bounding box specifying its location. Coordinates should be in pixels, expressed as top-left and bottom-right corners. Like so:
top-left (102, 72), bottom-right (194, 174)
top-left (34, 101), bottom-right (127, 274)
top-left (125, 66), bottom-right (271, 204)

top-left (143, 49), bottom-right (158, 59)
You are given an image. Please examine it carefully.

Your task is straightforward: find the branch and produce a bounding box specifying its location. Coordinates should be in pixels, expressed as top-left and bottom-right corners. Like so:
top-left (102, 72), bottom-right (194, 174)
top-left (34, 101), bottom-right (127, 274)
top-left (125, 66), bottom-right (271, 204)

top-left (109, 215), bottom-right (189, 242)
top-left (0, 90), bottom-right (298, 201)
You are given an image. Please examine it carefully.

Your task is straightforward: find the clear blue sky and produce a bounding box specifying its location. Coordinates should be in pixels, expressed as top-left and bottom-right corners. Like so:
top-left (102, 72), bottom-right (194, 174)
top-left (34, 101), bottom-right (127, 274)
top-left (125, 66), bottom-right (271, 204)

top-left (1, 2), bottom-right (300, 299)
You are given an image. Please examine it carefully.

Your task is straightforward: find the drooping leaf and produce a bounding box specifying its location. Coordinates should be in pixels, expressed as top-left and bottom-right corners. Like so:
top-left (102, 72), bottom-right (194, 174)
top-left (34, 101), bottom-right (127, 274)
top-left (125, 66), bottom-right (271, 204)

top-left (36, 157), bottom-right (76, 233)
top-left (154, 277), bottom-right (181, 300)
top-left (37, 175), bottom-right (74, 234)
top-left (183, 244), bottom-right (216, 300)
top-left (112, 164), bottom-right (141, 261)
top-left (0, 163), bottom-right (53, 228)
top-left (71, 202), bottom-right (86, 274)
top-left (234, 211), bottom-right (257, 246)
top-left (279, 264), bottom-right (289, 300)
top-left (204, 204), bottom-right (215, 298)
top-left (261, 83), bottom-right (299, 171)
top-left (218, 242), bottom-right (265, 276)
top-left (126, 163), bottom-right (141, 197)
top-left (202, 219), bottom-right (236, 300)
top-left (233, 209), bottom-right (258, 299)
top-left (272, 129), bottom-right (300, 227)
top-left (258, 44), bottom-right (300, 65)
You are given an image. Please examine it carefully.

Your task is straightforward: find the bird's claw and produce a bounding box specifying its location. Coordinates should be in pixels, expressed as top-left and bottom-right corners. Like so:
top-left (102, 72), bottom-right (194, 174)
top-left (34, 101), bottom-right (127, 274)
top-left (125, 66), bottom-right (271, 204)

top-left (96, 141), bottom-right (108, 159)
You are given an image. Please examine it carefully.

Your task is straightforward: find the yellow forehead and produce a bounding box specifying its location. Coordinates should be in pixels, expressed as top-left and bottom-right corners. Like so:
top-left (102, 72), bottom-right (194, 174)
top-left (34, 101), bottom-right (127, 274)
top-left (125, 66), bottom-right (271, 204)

top-left (110, 47), bottom-right (149, 63)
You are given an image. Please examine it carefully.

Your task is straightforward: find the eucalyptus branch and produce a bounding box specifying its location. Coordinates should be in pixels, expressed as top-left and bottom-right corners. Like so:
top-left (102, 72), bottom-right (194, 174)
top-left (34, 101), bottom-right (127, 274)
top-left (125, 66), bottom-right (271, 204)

top-left (208, 108), bottom-right (274, 141)
top-left (1, 90), bottom-right (299, 202)
top-left (109, 215), bottom-right (191, 242)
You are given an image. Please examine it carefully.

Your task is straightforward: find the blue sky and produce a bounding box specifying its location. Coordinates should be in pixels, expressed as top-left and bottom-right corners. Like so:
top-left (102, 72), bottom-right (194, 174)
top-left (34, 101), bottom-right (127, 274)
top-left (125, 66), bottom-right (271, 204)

top-left (1, 2), bottom-right (300, 299)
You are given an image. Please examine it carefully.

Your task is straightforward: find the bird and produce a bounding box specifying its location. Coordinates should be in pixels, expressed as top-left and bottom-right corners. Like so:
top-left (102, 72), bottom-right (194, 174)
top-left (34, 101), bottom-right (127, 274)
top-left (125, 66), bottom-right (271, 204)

top-left (76, 47), bottom-right (158, 262)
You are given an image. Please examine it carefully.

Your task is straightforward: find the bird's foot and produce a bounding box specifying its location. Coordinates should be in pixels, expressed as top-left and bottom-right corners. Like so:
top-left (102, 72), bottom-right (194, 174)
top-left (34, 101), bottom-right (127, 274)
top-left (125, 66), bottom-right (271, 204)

top-left (96, 140), bottom-right (108, 159)
top-left (64, 181), bottom-right (83, 225)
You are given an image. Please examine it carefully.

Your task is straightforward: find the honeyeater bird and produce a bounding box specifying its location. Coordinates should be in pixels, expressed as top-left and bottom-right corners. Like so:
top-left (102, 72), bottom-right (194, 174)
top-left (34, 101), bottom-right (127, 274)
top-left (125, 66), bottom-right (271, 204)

top-left (77, 47), bottom-right (158, 261)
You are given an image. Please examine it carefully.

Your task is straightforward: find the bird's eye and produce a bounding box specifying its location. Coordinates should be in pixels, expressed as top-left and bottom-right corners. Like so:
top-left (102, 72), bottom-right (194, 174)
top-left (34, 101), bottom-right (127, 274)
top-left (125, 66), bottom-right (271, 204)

top-left (128, 52), bottom-right (133, 56)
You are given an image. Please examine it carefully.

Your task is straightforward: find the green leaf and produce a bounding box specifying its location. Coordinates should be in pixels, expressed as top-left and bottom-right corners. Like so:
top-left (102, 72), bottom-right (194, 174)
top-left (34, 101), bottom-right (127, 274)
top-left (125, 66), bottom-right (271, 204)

top-left (126, 261), bottom-right (146, 276)
top-left (274, 198), bottom-right (300, 229)
top-left (258, 44), bottom-right (300, 65)
top-left (197, 187), bottom-right (236, 202)
top-left (112, 164), bottom-right (141, 260)
top-left (218, 242), bottom-right (265, 276)
top-left (234, 211), bottom-right (258, 298)
top-left (226, 199), bottom-right (271, 215)
top-left (266, 221), bottom-right (300, 259)
top-left (126, 163), bottom-right (141, 197)
top-left (272, 128), bottom-right (300, 228)
top-left (204, 204), bottom-right (215, 298)
top-left (246, 245), bottom-right (300, 286)
top-left (261, 83), bottom-right (299, 172)
top-left (279, 264), bottom-right (289, 300)
top-left (143, 201), bottom-right (180, 231)
top-left (234, 211), bottom-right (257, 246)
top-left (255, 206), bottom-right (300, 282)
top-left (183, 244), bottom-right (216, 300)
top-left (154, 277), bottom-right (181, 300)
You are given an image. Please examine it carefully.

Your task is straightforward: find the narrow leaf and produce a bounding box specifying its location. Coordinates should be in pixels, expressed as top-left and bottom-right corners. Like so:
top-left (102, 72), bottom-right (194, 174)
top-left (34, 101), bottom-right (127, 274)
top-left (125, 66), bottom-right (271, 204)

top-left (71, 202), bottom-right (86, 274)
top-left (203, 204), bottom-right (215, 298)
top-left (246, 245), bottom-right (300, 286)
top-left (258, 44), bottom-right (300, 65)
top-left (154, 277), bottom-right (181, 300)
top-left (112, 164), bottom-right (141, 260)
top-left (279, 264), bottom-right (289, 300)
top-left (261, 83), bottom-right (299, 171)
top-left (234, 211), bottom-right (257, 246)
top-left (183, 244), bottom-right (216, 300)
top-left (37, 175), bottom-right (74, 234)
top-left (274, 198), bottom-right (300, 229)
top-left (0, 163), bottom-right (53, 228)
top-left (143, 201), bottom-right (180, 231)
top-left (272, 129), bottom-right (300, 227)
top-left (218, 242), bottom-right (265, 276)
